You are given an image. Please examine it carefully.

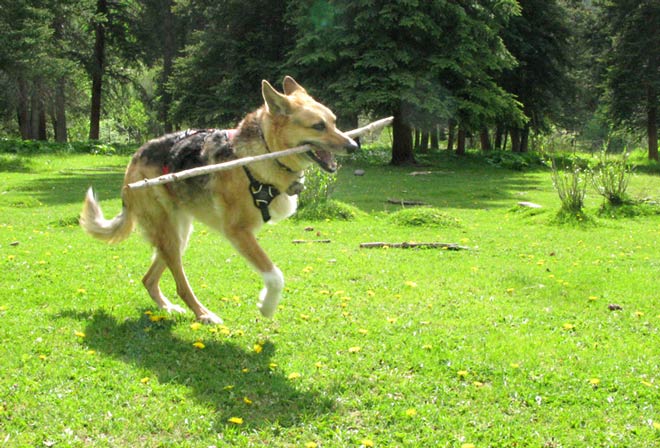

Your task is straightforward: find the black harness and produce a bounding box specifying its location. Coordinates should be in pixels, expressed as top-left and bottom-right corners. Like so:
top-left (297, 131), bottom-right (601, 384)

top-left (242, 166), bottom-right (280, 222)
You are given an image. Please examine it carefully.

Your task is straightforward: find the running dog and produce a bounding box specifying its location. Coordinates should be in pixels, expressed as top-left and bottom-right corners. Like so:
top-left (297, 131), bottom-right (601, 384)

top-left (80, 76), bottom-right (357, 324)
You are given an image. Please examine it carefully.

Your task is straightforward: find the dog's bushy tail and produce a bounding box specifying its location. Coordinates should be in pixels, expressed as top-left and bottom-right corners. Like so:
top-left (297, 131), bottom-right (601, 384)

top-left (80, 188), bottom-right (135, 244)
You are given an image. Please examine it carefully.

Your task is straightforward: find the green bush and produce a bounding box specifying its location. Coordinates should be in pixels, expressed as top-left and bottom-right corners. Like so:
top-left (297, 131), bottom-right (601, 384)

top-left (550, 160), bottom-right (588, 213)
top-left (590, 151), bottom-right (633, 206)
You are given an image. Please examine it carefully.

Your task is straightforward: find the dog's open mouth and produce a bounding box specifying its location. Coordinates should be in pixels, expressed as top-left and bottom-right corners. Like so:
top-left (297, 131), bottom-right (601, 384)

top-left (307, 148), bottom-right (338, 173)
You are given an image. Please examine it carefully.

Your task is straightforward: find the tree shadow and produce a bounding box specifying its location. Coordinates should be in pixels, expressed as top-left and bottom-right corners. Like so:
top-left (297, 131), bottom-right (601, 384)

top-left (58, 309), bottom-right (333, 428)
top-left (14, 170), bottom-right (126, 206)
top-left (0, 154), bottom-right (33, 173)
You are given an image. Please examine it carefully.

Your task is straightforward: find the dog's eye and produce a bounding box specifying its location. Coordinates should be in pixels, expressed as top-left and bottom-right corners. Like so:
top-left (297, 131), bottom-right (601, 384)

top-left (311, 121), bottom-right (326, 131)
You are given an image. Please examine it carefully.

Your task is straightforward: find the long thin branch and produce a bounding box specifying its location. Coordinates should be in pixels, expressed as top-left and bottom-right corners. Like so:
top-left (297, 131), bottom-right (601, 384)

top-left (127, 116), bottom-right (393, 190)
top-left (359, 242), bottom-right (470, 250)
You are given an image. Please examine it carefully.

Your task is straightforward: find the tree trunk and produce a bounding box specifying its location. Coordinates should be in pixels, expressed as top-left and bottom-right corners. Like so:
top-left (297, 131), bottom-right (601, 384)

top-left (520, 125), bottom-right (530, 153)
top-left (430, 125), bottom-right (439, 150)
top-left (161, 0), bottom-right (175, 133)
top-left (456, 126), bottom-right (466, 156)
top-left (419, 131), bottom-right (429, 153)
top-left (54, 77), bottom-right (67, 142)
top-left (510, 127), bottom-right (521, 153)
top-left (17, 78), bottom-right (30, 140)
top-left (494, 124), bottom-right (503, 150)
top-left (89, 0), bottom-right (108, 141)
top-left (29, 81), bottom-right (46, 140)
top-left (390, 109), bottom-right (415, 165)
top-left (480, 128), bottom-right (491, 151)
top-left (648, 86), bottom-right (658, 161)
top-left (446, 119), bottom-right (455, 152)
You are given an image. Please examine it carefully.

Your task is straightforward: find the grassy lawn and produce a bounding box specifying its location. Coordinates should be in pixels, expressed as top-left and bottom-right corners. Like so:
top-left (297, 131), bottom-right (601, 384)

top-left (1, 149), bottom-right (659, 447)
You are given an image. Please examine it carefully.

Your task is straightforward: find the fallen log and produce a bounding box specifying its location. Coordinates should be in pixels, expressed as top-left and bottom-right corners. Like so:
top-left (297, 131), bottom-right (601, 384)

top-left (127, 116), bottom-right (393, 190)
top-left (386, 198), bottom-right (428, 206)
top-left (359, 242), bottom-right (469, 250)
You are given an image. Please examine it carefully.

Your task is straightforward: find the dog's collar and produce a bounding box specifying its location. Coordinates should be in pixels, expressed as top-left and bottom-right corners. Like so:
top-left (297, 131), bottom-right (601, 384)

top-left (243, 166), bottom-right (280, 222)
top-left (255, 125), bottom-right (301, 175)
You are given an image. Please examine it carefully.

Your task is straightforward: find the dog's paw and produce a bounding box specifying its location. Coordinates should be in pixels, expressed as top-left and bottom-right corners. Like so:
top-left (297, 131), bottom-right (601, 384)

top-left (162, 303), bottom-right (187, 315)
top-left (257, 287), bottom-right (281, 318)
top-left (197, 312), bottom-right (223, 325)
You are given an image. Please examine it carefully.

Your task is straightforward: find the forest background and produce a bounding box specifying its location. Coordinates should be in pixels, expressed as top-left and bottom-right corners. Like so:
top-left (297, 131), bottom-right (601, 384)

top-left (0, 0), bottom-right (658, 163)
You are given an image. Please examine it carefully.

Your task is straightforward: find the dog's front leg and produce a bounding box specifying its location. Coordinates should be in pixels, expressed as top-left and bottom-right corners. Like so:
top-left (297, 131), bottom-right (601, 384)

top-left (225, 227), bottom-right (284, 318)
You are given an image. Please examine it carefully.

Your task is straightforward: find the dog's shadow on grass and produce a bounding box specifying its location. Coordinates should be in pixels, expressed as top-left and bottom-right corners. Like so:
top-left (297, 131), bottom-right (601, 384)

top-left (60, 309), bottom-right (333, 428)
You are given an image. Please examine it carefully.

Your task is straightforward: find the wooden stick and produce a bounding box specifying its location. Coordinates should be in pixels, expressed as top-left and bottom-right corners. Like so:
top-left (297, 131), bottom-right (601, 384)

top-left (127, 116), bottom-right (393, 190)
top-left (292, 239), bottom-right (332, 244)
top-left (359, 242), bottom-right (469, 250)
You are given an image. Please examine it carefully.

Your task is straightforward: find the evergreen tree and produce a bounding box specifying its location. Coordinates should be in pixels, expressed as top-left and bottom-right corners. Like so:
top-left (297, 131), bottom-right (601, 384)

top-left (289, 0), bottom-right (522, 164)
top-left (498, 0), bottom-right (572, 152)
top-left (169, 0), bottom-right (293, 127)
top-left (602, 0), bottom-right (659, 160)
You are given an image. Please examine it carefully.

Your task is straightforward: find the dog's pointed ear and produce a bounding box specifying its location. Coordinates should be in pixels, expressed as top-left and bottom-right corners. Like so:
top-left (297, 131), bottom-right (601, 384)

top-left (282, 76), bottom-right (306, 95)
top-left (262, 80), bottom-right (291, 116)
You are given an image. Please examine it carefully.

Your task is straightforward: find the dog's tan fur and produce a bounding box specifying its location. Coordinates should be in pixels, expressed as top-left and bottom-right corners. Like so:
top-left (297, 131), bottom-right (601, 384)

top-left (80, 77), bottom-right (357, 324)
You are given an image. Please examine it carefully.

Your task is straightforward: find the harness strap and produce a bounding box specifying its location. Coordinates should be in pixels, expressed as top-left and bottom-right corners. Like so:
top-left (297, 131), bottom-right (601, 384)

top-left (243, 166), bottom-right (280, 222)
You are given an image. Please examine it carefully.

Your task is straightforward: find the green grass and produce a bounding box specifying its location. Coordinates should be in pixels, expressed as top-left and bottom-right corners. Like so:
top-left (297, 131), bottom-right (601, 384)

top-left (1, 149), bottom-right (660, 447)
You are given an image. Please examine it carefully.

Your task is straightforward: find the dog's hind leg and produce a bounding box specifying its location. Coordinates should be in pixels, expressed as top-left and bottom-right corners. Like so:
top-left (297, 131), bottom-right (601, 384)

top-left (143, 212), bottom-right (222, 324)
top-left (224, 227), bottom-right (283, 319)
top-left (142, 253), bottom-right (187, 315)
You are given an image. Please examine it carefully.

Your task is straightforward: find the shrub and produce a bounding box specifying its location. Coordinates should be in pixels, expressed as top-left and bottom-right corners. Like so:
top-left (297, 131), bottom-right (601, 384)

top-left (590, 151), bottom-right (633, 206)
top-left (298, 165), bottom-right (337, 210)
top-left (551, 160), bottom-right (588, 213)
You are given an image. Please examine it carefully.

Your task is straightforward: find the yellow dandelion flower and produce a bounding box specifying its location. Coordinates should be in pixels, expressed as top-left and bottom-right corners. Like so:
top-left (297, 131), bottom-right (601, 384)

top-left (589, 378), bottom-right (601, 386)
top-left (358, 328), bottom-right (369, 335)
top-left (457, 370), bottom-right (469, 378)
top-left (144, 310), bottom-right (153, 315)
top-left (192, 341), bottom-right (205, 349)
top-left (242, 368), bottom-right (250, 373)
top-left (367, 290), bottom-right (375, 297)
top-left (302, 266), bottom-right (313, 273)
top-left (563, 323), bottom-right (575, 331)
top-left (0, 305), bottom-right (7, 311)
top-left (299, 314), bottom-right (310, 320)
top-left (635, 311), bottom-right (644, 318)
top-left (423, 344), bottom-right (432, 350)
top-left (76, 288), bottom-right (86, 294)
top-left (243, 396), bottom-right (253, 405)
top-left (140, 377), bottom-right (150, 384)
top-left (87, 350), bottom-right (96, 355)
top-left (269, 362), bottom-right (278, 370)
top-left (149, 315), bottom-right (166, 322)
top-left (190, 322), bottom-right (202, 331)
top-left (7, 255), bottom-right (15, 261)
top-left (473, 381), bottom-right (484, 388)
top-left (361, 440), bottom-right (374, 448)
top-left (510, 363), bottom-right (520, 369)
top-left (405, 408), bottom-right (417, 417)
top-left (461, 444), bottom-right (476, 448)
top-left (222, 385), bottom-right (234, 390)
top-left (305, 443), bottom-right (318, 448)
top-left (506, 288), bottom-right (515, 294)
top-left (227, 417), bottom-right (243, 425)
top-left (348, 346), bottom-right (361, 353)
top-left (387, 317), bottom-right (397, 324)
top-left (253, 343), bottom-right (263, 354)
top-left (74, 331), bottom-right (86, 338)
top-left (588, 296), bottom-right (598, 301)
top-left (405, 281), bottom-right (417, 288)
top-left (39, 354), bottom-right (47, 360)
top-left (219, 325), bottom-right (231, 336)
top-left (314, 362), bottom-right (324, 369)
top-left (288, 372), bottom-right (301, 380)
top-left (653, 422), bottom-right (660, 430)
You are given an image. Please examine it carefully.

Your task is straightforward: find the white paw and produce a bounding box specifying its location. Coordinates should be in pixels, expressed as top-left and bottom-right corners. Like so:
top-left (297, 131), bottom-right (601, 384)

top-left (197, 312), bottom-right (223, 325)
top-left (257, 287), bottom-right (281, 318)
top-left (257, 267), bottom-right (284, 319)
top-left (162, 303), bottom-right (187, 314)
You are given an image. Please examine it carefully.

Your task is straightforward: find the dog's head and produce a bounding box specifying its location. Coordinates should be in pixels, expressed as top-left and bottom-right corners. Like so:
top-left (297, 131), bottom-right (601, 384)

top-left (261, 76), bottom-right (358, 173)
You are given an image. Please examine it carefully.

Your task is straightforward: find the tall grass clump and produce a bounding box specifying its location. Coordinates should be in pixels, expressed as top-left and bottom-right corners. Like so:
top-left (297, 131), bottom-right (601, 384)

top-left (551, 160), bottom-right (588, 214)
top-left (590, 150), bottom-right (633, 206)
top-left (295, 165), bottom-right (361, 220)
